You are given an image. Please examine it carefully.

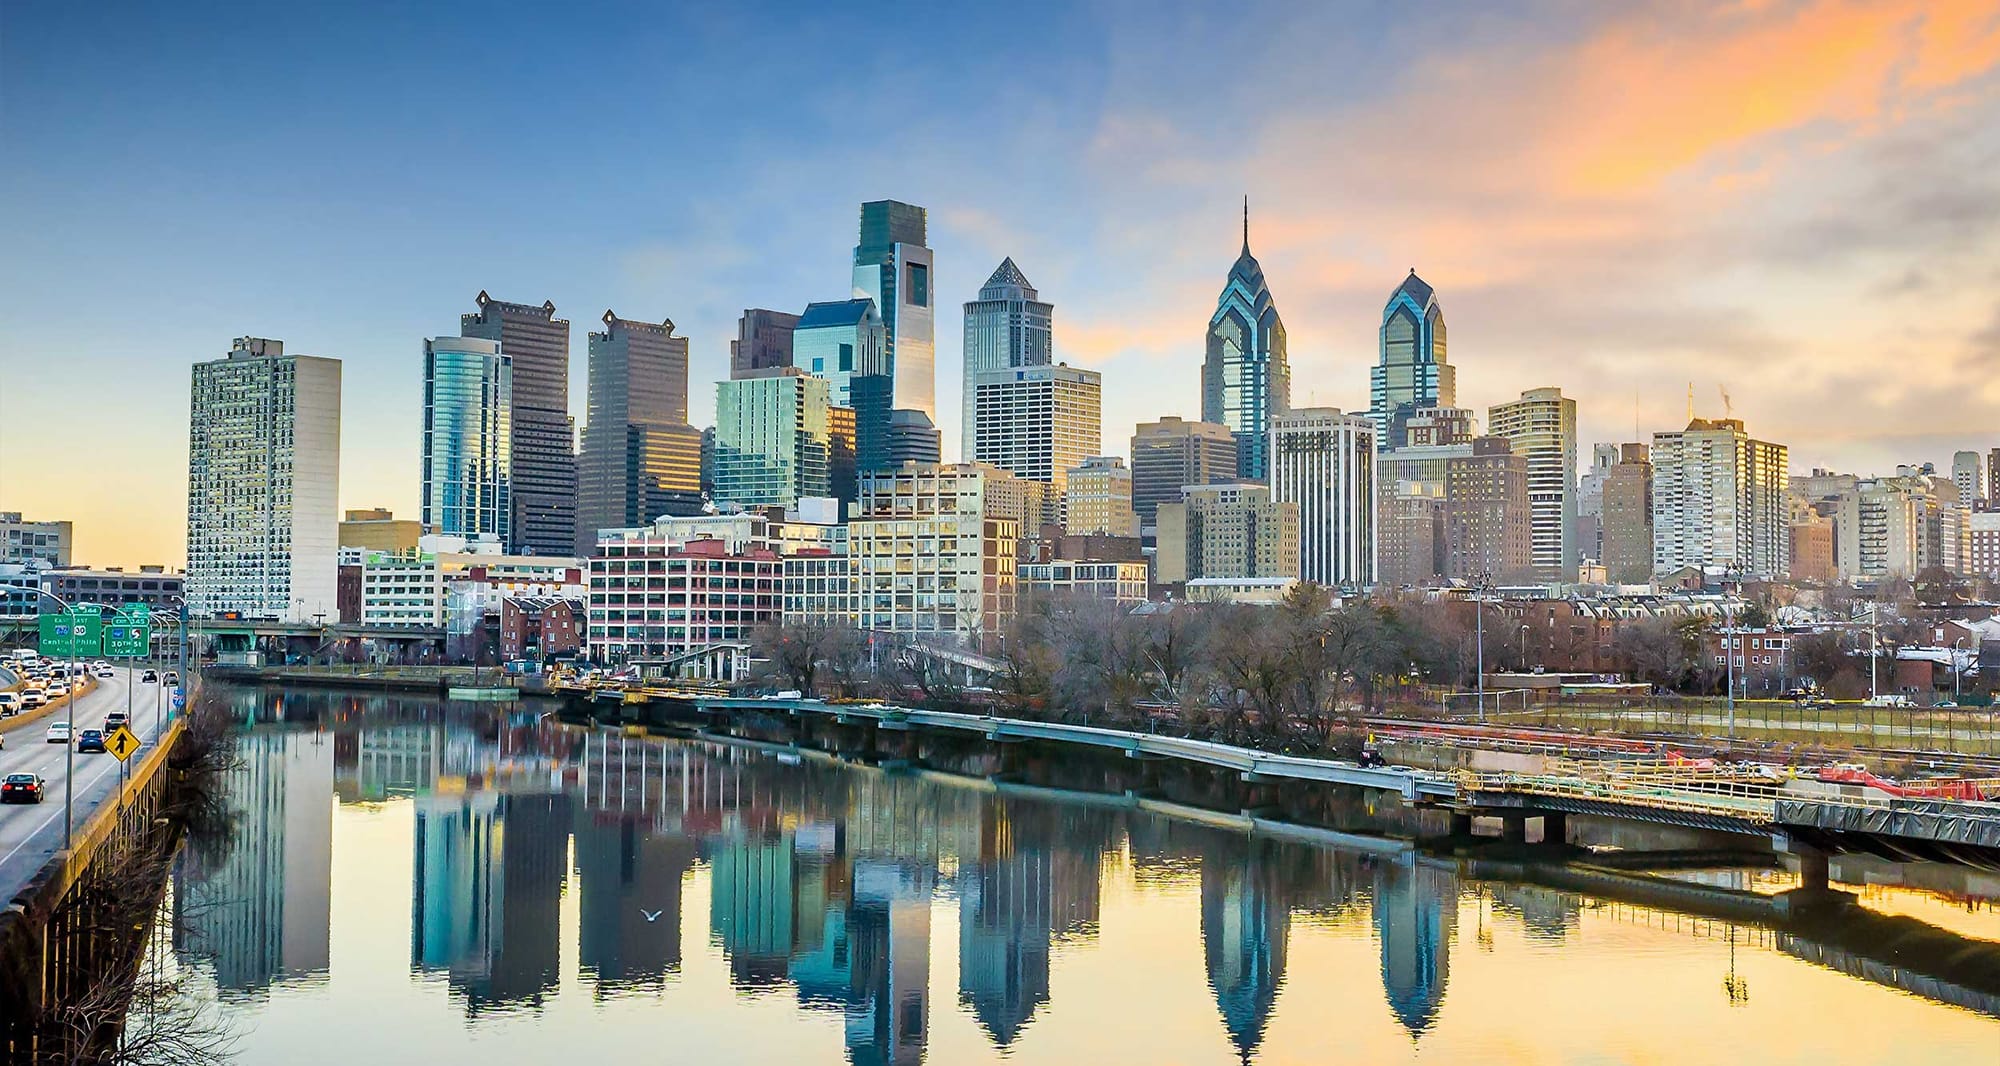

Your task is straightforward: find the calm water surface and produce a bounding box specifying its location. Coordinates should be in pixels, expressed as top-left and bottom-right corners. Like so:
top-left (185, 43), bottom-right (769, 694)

top-left (157, 687), bottom-right (2000, 1064)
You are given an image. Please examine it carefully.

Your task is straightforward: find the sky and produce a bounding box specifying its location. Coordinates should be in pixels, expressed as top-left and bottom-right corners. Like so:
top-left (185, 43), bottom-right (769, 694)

top-left (2, 0), bottom-right (1998, 569)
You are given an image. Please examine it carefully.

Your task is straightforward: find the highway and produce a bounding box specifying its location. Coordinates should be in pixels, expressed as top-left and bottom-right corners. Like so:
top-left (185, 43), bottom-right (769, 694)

top-left (0, 667), bottom-right (171, 902)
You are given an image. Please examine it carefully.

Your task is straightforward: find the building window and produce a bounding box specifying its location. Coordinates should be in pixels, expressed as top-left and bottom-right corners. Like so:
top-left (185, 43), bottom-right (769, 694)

top-left (906, 263), bottom-right (928, 308)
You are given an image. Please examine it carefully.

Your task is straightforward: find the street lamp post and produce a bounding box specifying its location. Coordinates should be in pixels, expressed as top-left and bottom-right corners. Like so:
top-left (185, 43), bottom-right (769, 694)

top-left (3, 583), bottom-right (85, 850)
top-left (1519, 624), bottom-right (1530, 672)
top-left (1953, 637), bottom-right (1969, 704)
top-left (1474, 595), bottom-right (1486, 722)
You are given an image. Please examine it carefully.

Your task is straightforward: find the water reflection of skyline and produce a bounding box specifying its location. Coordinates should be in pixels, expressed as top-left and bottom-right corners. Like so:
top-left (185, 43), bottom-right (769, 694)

top-left (172, 688), bottom-right (2000, 1063)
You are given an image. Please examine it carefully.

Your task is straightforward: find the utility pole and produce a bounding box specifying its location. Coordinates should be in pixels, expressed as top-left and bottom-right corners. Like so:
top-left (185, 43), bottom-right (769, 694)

top-left (1869, 602), bottom-right (1880, 701)
top-left (1724, 603), bottom-right (1736, 742)
top-left (1475, 592), bottom-right (1486, 722)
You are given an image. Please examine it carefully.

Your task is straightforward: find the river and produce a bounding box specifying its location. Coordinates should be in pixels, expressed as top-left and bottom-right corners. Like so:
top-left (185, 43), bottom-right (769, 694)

top-left (144, 685), bottom-right (2000, 1064)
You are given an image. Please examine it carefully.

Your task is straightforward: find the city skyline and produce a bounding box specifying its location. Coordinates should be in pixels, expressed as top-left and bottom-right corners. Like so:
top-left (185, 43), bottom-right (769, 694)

top-left (4, 2), bottom-right (2000, 567)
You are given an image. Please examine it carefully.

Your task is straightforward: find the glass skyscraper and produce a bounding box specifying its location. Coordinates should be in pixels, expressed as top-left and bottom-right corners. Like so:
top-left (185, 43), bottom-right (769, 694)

top-left (794, 298), bottom-right (891, 474)
top-left (852, 200), bottom-right (935, 420)
top-left (961, 257), bottom-right (1052, 461)
top-left (421, 335), bottom-right (512, 541)
top-left (712, 368), bottom-right (833, 509)
top-left (1370, 271), bottom-right (1455, 451)
top-left (1201, 202), bottom-right (1289, 480)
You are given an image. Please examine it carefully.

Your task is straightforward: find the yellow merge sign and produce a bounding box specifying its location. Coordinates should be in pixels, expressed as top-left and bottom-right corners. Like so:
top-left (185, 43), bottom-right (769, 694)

top-left (106, 726), bottom-right (141, 762)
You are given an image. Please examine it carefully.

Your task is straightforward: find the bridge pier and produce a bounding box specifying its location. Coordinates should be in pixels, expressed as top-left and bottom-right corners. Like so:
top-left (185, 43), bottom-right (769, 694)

top-left (1449, 810), bottom-right (1475, 838)
top-left (1501, 813), bottom-right (1529, 844)
top-left (1540, 812), bottom-right (1568, 845)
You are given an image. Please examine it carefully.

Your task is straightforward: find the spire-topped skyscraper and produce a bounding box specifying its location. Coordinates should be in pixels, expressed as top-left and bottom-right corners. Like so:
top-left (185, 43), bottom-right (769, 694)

top-left (961, 257), bottom-right (1053, 460)
top-left (1201, 198), bottom-right (1290, 480)
top-left (1370, 270), bottom-right (1454, 451)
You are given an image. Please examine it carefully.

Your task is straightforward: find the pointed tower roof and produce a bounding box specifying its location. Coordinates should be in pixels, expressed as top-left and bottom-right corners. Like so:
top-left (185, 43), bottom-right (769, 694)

top-left (1228, 197), bottom-right (1267, 291)
top-left (1394, 268), bottom-right (1435, 308)
top-left (977, 256), bottom-right (1040, 301)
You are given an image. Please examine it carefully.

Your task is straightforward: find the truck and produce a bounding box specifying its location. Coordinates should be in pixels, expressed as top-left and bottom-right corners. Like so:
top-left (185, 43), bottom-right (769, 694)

top-left (1861, 694), bottom-right (1915, 708)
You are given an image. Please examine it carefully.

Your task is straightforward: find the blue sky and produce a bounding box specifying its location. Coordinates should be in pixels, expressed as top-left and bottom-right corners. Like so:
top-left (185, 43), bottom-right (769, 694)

top-left (4, 1), bottom-right (1998, 566)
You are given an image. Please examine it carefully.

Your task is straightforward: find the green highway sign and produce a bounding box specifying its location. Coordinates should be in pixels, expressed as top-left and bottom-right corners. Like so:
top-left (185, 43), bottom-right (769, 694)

top-left (105, 622), bottom-right (149, 657)
top-left (38, 609), bottom-right (102, 658)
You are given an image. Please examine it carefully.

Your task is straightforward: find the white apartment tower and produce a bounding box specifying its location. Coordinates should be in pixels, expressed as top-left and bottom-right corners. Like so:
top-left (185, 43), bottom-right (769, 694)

top-left (971, 363), bottom-right (1101, 522)
top-left (1954, 450), bottom-right (1986, 508)
top-left (1487, 387), bottom-right (1577, 580)
top-left (187, 337), bottom-right (342, 622)
top-left (1269, 408), bottom-right (1376, 586)
top-left (1649, 418), bottom-right (1789, 579)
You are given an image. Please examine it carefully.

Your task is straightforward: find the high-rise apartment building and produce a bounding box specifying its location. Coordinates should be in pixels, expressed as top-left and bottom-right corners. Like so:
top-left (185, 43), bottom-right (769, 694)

top-left (1832, 475), bottom-right (1946, 581)
top-left (1155, 484), bottom-right (1301, 586)
top-left (852, 200), bottom-right (935, 418)
top-left (1370, 270), bottom-right (1454, 451)
top-left (1201, 204), bottom-right (1289, 480)
top-left (462, 292), bottom-right (575, 556)
top-left (1969, 512), bottom-right (2000, 579)
top-left (187, 337), bottom-right (341, 622)
top-left (712, 368), bottom-right (833, 509)
top-left (1487, 387), bottom-right (1577, 580)
top-left (1650, 418), bottom-right (1789, 579)
top-left (972, 364), bottom-right (1102, 518)
top-left (1269, 409), bottom-right (1375, 587)
top-left (843, 463), bottom-right (1020, 650)
top-left (1131, 417), bottom-right (1238, 531)
top-left (0, 512), bottom-right (71, 567)
top-left (1789, 517), bottom-right (1835, 584)
top-left (578, 312), bottom-right (699, 551)
top-left (1064, 457), bottom-right (1138, 538)
top-left (1443, 437), bottom-right (1532, 584)
top-left (1954, 449), bottom-right (1987, 509)
top-left (1600, 444), bottom-right (1653, 584)
top-left (731, 308), bottom-right (800, 379)
top-left (961, 258), bottom-right (1053, 460)
top-left (421, 336), bottom-right (512, 541)
top-left (1377, 482), bottom-right (1445, 587)
top-left (795, 299), bottom-right (891, 474)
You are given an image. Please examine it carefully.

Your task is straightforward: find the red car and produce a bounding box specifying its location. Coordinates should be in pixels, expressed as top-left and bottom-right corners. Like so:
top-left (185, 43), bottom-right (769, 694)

top-left (1, 773), bottom-right (45, 803)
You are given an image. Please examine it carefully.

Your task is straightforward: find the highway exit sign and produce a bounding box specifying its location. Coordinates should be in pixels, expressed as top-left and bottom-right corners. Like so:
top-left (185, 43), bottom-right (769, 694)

top-left (38, 609), bottom-right (101, 658)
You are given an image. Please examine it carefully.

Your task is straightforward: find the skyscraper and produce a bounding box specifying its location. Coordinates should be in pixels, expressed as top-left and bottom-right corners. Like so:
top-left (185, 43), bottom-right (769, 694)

top-left (462, 292), bottom-right (575, 556)
top-left (794, 298), bottom-right (891, 474)
top-left (972, 364), bottom-right (1102, 518)
top-left (1443, 437), bottom-right (1533, 584)
top-left (1600, 443), bottom-right (1653, 584)
top-left (1201, 201), bottom-right (1289, 480)
top-left (1269, 409), bottom-right (1376, 587)
top-left (731, 308), bottom-right (800, 379)
top-left (712, 368), bottom-right (833, 509)
top-left (962, 258), bottom-right (1053, 461)
top-left (578, 311), bottom-right (699, 550)
top-left (887, 409), bottom-right (942, 467)
top-left (187, 337), bottom-right (340, 622)
top-left (1370, 270), bottom-right (1455, 451)
top-left (1650, 418), bottom-right (1789, 579)
top-left (1576, 442), bottom-right (1620, 564)
top-left (852, 200), bottom-right (935, 418)
top-left (1486, 387), bottom-right (1577, 580)
top-left (421, 336), bottom-right (512, 541)
top-left (1130, 417), bottom-right (1238, 531)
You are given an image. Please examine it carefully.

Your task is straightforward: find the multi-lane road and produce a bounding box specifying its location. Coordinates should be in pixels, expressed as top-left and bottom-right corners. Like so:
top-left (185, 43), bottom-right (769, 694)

top-left (0, 667), bottom-right (171, 901)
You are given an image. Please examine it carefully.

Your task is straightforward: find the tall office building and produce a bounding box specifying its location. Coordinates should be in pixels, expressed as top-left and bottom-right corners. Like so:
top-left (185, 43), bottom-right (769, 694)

top-left (1155, 484), bottom-right (1301, 586)
top-left (731, 308), bottom-right (800, 379)
top-left (1650, 418), bottom-right (1789, 579)
top-left (462, 292), bottom-right (575, 556)
top-left (962, 258), bottom-right (1053, 460)
top-left (1064, 456), bottom-right (1138, 538)
top-left (852, 200), bottom-right (935, 418)
top-left (1954, 449), bottom-right (1986, 508)
top-left (795, 298), bottom-right (891, 474)
top-left (1600, 444), bottom-right (1653, 584)
top-left (1443, 437), bottom-right (1533, 584)
top-left (1486, 387), bottom-right (1577, 580)
top-left (712, 368), bottom-right (833, 509)
top-left (187, 337), bottom-right (341, 622)
top-left (1201, 202), bottom-right (1289, 480)
top-left (1370, 270), bottom-right (1455, 451)
top-left (1575, 443), bottom-right (1619, 564)
top-left (1131, 417), bottom-right (1238, 531)
top-left (972, 364), bottom-right (1102, 517)
top-left (578, 311), bottom-right (700, 550)
top-left (421, 336), bottom-right (512, 541)
top-left (1269, 409), bottom-right (1376, 587)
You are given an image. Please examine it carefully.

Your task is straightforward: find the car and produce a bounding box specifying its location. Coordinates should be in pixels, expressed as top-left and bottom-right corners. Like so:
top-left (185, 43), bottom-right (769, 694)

top-left (164, 672), bottom-right (180, 686)
top-left (141, 670), bottom-right (159, 683)
top-left (93, 667), bottom-right (115, 679)
top-left (104, 711), bottom-right (129, 731)
top-left (69, 664), bottom-right (87, 677)
top-left (91, 661), bottom-right (109, 671)
top-left (19, 688), bottom-right (47, 709)
top-left (0, 692), bottom-right (19, 716)
top-left (46, 722), bottom-right (72, 744)
top-left (76, 729), bottom-right (107, 754)
top-left (45, 681), bottom-right (69, 699)
top-left (1, 774), bottom-right (44, 804)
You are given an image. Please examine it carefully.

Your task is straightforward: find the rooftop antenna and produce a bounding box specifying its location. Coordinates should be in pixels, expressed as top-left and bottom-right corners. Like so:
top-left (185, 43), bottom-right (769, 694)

top-left (1686, 382), bottom-right (1694, 423)
top-left (1242, 195), bottom-right (1250, 253)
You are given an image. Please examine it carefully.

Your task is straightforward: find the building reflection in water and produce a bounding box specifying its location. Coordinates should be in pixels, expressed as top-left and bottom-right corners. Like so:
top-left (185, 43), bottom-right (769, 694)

top-left (173, 726), bottom-right (335, 1000)
top-left (228, 692), bottom-right (2000, 1064)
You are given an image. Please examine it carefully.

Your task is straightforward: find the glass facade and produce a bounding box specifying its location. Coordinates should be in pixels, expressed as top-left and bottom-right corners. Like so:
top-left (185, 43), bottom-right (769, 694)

top-left (421, 336), bottom-right (512, 540)
top-left (578, 313), bottom-right (695, 550)
top-left (961, 258), bottom-right (1054, 461)
top-left (713, 371), bottom-right (833, 509)
top-left (1200, 209), bottom-right (1289, 480)
top-left (852, 201), bottom-right (935, 420)
top-left (1369, 272), bottom-right (1455, 451)
top-left (462, 293), bottom-right (574, 555)
top-left (795, 298), bottom-right (891, 475)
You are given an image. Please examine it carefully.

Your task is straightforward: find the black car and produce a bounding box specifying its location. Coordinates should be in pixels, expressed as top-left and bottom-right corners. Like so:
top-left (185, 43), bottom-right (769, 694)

top-left (76, 729), bottom-right (107, 754)
top-left (141, 670), bottom-right (159, 683)
top-left (2, 773), bottom-right (45, 803)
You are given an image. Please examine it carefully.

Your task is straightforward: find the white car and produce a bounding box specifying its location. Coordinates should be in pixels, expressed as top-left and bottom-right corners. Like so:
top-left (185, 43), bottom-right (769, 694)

top-left (46, 681), bottom-right (69, 699)
top-left (46, 722), bottom-right (72, 744)
top-left (19, 688), bottom-right (47, 709)
top-left (0, 692), bottom-right (20, 715)
top-left (93, 667), bottom-right (115, 679)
